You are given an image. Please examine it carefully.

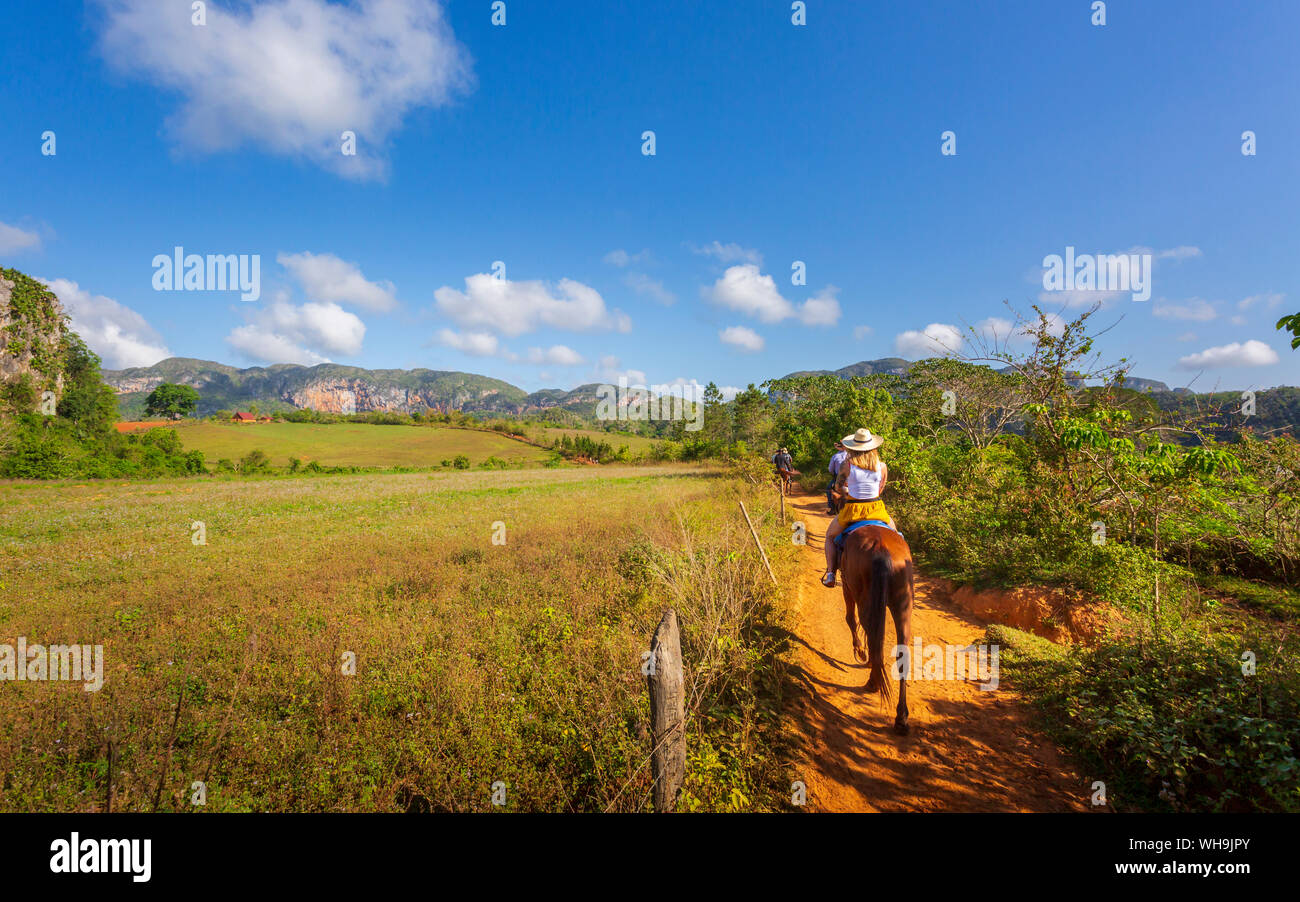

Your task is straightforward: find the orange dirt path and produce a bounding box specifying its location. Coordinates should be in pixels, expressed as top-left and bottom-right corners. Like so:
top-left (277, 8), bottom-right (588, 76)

top-left (784, 492), bottom-right (1094, 812)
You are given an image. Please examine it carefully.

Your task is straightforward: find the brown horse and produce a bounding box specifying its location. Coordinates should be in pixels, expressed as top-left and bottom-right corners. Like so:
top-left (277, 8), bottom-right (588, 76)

top-left (838, 524), bottom-right (915, 735)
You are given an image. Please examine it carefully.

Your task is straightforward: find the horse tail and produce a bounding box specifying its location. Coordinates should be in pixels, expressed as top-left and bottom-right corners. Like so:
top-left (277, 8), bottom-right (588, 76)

top-left (862, 549), bottom-right (893, 702)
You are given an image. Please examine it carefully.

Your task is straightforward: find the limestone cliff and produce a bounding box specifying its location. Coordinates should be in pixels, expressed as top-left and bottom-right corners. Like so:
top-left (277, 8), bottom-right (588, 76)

top-left (1, 268), bottom-right (66, 407)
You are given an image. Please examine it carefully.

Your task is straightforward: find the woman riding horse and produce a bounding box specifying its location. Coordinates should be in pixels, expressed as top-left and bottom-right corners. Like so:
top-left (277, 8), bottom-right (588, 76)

top-left (822, 427), bottom-right (896, 588)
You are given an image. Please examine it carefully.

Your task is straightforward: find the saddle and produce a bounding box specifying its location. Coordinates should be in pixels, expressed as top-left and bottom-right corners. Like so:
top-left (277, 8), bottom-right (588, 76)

top-left (834, 518), bottom-right (900, 552)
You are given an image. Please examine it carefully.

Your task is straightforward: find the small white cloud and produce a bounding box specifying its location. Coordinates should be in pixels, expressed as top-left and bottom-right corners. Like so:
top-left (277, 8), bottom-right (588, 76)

top-left (1155, 245), bottom-right (1202, 261)
top-left (975, 317), bottom-right (1016, 343)
top-left (40, 277), bottom-right (171, 369)
top-left (1237, 292), bottom-right (1285, 311)
top-left (1037, 288), bottom-right (1126, 308)
top-left (526, 345), bottom-right (584, 366)
top-left (227, 299), bottom-right (365, 364)
top-left (853, 325), bottom-right (873, 340)
top-left (593, 354), bottom-right (645, 385)
top-left (1153, 298), bottom-right (1217, 322)
top-left (798, 285), bottom-right (841, 327)
top-left (719, 325), bottom-right (764, 352)
top-left (0, 221), bottom-right (41, 255)
top-left (705, 264), bottom-right (792, 323)
top-left (692, 241), bottom-right (763, 266)
top-left (1177, 339), bottom-right (1279, 370)
top-left (624, 271), bottom-right (675, 305)
top-left (1230, 315), bottom-right (1247, 326)
top-left (718, 385), bottom-right (741, 402)
top-left (895, 323), bottom-right (963, 358)
top-left (704, 264), bottom-right (838, 327)
top-left (278, 252), bottom-right (397, 312)
top-left (604, 248), bottom-right (650, 268)
top-left (435, 328), bottom-right (499, 357)
top-left (435, 273), bottom-right (629, 336)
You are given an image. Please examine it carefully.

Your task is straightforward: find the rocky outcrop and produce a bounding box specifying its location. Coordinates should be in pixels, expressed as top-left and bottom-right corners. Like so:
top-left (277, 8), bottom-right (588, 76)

top-left (1, 269), bottom-right (66, 402)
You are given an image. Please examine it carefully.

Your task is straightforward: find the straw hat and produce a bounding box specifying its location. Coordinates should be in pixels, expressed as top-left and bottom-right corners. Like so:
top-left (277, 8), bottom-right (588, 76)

top-left (841, 428), bottom-right (883, 451)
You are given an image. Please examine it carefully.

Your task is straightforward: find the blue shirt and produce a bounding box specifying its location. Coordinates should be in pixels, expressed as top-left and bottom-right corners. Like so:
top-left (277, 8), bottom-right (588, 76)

top-left (828, 450), bottom-right (848, 477)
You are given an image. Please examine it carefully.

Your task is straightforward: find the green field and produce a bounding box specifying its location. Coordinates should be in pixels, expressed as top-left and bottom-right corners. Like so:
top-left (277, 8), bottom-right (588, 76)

top-left (0, 465), bottom-right (794, 812)
top-left (170, 421), bottom-right (553, 468)
top-left (530, 426), bottom-right (661, 454)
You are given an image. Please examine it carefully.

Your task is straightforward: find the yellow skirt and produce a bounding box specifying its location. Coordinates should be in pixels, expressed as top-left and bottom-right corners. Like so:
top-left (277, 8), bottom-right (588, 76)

top-left (838, 498), bottom-right (891, 527)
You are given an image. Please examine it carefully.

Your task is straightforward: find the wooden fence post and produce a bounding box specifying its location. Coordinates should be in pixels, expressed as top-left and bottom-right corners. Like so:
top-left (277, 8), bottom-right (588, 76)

top-left (648, 608), bottom-right (685, 812)
top-left (739, 500), bottom-right (779, 586)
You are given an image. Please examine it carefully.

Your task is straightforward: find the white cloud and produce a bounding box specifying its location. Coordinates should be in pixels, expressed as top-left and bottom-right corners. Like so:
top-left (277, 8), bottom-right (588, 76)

top-left (227, 298), bottom-right (365, 364)
top-left (277, 252), bottom-right (397, 312)
top-left (1037, 288), bottom-right (1126, 308)
top-left (1238, 292), bottom-right (1285, 311)
top-left (40, 278), bottom-right (170, 369)
top-left (719, 325), bottom-right (764, 352)
top-left (1153, 298), bottom-right (1217, 322)
top-left (604, 248), bottom-right (650, 268)
top-left (593, 355), bottom-right (646, 385)
top-left (895, 323), bottom-right (963, 358)
top-left (798, 285), bottom-right (841, 326)
top-left (624, 271), bottom-right (675, 305)
top-left (853, 325), bottom-right (873, 340)
top-left (718, 385), bottom-right (741, 402)
top-left (226, 327), bottom-right (329, 366)
top-left (974, 317), bottom-right (1016, 343)
top-left (435, 274), bottom-right (629, 336)
top-left (435, 328), bottom-right (499, 357)
top-left (692, 241), bottom-right (762, 266)
top-left (95, 0), bottom-right (473, 180)
top-left (526, 345), bottom-right (584, 366)
top-left (704, 264), bottom-right (837, 326)
top-left (1155, 245), bottom-right (1202, 261)
top-left (1177, 340), bottom-right (1279, 370)
top-left (705, 265), bottom-right (791, 322)
top-left (0, 221), bottom-right (41, 254)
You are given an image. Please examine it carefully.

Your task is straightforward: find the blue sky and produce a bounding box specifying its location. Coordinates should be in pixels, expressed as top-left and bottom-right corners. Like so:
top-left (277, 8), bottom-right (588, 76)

top-left (1, 0), bottom-right (1297, 395)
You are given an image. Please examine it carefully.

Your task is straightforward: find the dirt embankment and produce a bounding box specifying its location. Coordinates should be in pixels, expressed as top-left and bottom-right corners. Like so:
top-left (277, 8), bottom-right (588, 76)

top-left (931, 578), bottom-right (1119, 645)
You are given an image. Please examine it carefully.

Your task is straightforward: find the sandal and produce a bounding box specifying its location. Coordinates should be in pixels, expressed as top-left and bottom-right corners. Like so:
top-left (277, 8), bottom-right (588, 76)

top-left (820, 571), bottom-right (837, 588)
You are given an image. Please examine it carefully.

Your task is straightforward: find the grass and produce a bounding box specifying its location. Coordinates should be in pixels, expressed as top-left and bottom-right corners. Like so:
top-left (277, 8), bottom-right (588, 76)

top-left (1197, 574), bottom-right (1300, 619)
top-left (529, 427), bottom-right (661, 454)
top-left (168, 421), bottom-right (553, 469)
top-left (0, 465), bottom-right (797, 812)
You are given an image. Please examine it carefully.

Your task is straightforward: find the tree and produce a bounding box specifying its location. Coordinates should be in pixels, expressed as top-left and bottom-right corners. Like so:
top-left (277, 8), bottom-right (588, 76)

top-left (144, 383), bottom-right (199, 420)
top-left (1276, 312), bottom-right (1300, 349)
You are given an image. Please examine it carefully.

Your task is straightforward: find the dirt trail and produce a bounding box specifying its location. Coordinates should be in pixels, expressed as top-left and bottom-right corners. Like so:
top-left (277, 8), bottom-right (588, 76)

top-left (784, 492), bottom-right (1092, 812)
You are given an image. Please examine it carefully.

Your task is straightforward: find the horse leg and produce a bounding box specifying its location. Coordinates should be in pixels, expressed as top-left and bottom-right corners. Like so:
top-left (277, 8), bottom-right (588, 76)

top-left (843, 585), bottom-right (866, 664)
top-left (891, 571), bottom-right (914, 735)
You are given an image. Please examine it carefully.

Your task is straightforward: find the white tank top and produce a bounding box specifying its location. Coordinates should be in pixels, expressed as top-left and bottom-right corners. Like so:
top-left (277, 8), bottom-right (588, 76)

top-left (844, 463), bottom-right (882, 500)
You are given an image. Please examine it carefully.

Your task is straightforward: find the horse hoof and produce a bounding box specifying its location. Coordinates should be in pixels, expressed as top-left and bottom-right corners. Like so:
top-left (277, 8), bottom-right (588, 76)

top-left (893, 721), bottom-right (910, 736)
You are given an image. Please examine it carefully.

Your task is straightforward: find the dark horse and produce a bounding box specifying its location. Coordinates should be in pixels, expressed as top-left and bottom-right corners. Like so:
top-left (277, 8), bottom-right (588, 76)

top-left (838, 524), bottom-right (915, 735)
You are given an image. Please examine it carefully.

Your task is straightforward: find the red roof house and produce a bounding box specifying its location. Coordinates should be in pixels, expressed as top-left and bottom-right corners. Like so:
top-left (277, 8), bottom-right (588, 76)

top-left (232, 412), bottom-right (258, 422)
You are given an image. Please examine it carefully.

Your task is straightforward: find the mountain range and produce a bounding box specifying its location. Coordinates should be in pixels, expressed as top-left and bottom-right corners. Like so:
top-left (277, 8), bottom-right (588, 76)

top-left (104, 356), bottom-right (1185, 420)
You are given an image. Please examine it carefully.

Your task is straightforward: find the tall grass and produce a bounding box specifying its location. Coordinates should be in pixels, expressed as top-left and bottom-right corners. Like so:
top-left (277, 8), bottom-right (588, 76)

top-left (0, 466), bottom-right (795, 811)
